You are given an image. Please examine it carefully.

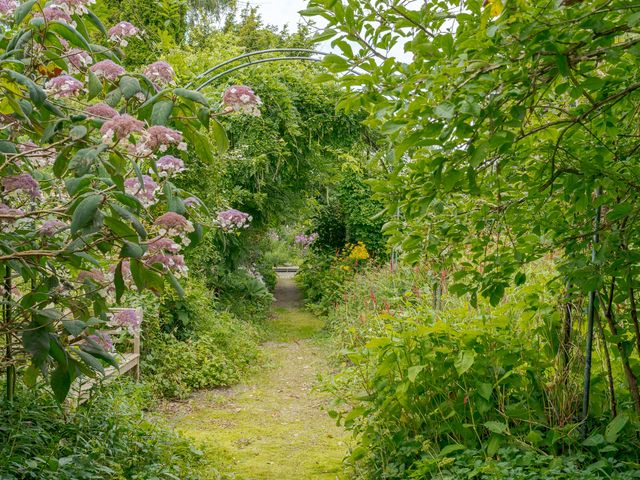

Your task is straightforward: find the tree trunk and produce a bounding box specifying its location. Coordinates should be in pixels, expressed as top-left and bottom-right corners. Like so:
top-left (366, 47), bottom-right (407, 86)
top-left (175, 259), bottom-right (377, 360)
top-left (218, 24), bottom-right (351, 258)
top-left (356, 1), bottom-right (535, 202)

top-left (600, 280), bottom-right (640, 415)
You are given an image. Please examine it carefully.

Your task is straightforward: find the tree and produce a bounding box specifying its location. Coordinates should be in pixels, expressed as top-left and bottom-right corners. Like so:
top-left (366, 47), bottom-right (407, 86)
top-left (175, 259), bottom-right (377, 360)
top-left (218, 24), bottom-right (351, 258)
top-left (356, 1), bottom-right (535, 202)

top-left (0, 0), bottom-right (257, 402)
top-left (304, 0), bottom-right (640, 421)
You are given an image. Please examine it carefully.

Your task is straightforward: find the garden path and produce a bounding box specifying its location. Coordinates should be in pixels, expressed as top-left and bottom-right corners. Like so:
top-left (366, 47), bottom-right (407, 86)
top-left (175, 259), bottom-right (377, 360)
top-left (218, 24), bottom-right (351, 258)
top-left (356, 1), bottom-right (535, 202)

top-left (160, 274), bottom-right (347, 479)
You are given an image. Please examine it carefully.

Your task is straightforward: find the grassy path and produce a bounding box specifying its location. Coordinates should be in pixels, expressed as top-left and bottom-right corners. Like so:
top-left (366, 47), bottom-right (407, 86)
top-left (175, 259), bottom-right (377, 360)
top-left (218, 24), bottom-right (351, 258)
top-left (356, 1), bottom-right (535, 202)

top-left (159, 276), bottom-right (347, 479)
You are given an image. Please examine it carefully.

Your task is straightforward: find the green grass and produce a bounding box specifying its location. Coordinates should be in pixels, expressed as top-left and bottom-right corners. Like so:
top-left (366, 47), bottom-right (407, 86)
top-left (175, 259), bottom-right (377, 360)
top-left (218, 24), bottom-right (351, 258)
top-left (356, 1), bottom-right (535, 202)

top-left (158, 289), bottom-right (347, 479)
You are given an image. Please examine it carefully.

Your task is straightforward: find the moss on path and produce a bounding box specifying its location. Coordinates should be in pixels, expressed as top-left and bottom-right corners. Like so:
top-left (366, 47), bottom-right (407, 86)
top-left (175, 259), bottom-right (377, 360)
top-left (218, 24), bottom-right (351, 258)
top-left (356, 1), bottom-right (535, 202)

top-left (159, 277), bottom-right (347, 479)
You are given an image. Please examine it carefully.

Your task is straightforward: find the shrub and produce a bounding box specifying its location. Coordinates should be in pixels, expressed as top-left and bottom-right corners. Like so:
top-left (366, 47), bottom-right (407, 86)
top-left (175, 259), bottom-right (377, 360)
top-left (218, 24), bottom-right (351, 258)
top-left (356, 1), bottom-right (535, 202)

top-left (0, 381), bottom-right (215, 480)
top-left (139, 277), bottom-right (260, 398)
top-left (316, 265), bottom-right (640, 479)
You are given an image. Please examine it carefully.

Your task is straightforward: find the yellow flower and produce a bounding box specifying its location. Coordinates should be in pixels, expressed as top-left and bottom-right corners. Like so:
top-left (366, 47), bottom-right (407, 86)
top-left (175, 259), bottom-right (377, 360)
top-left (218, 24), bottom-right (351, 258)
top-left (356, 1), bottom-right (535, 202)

top-left (347, 241), bottom-right (370, 261)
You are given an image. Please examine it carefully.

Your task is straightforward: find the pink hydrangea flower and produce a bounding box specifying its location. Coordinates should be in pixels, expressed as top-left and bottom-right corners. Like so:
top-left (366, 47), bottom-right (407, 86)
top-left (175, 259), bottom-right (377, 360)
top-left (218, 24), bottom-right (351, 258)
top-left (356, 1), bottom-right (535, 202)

top-left (0, 203), bottom-right (24, 220)
top-left (217, 208), bottom-right (252, 232)
top-left (155, 155), bottom-right (185, 177)
top-left (183, 196), bottom-right (200, 208)
top-left (138, 126), bottom-right (186, 154)
top-left (222, 85), bottom-right (262, 116)
top-left (108, 21), bottom-right (139, 47)
top-left (17, 141), bottom-right (56, 168)
top-left (100, 114), bottom-right (144, 143)
top-left (45, 75), bottom-right (83, 98)
top-left (0, 0), bottom-right (18, 17)
top-left (87, 332), bottom-right (114, 352)
top-left (154, 212), bottom-right (194, 245)
top-left (38, 219), bottom-right (67, 236)
top-left (2, 173), bottom-right (41, 199)
top-left (66, 48), bottom-right (92, 73)
top-left (147, 236), bottom-right (181, 254)
top-left (86, 103), bottom-right (118, 119)
top-left (52, 0), bottom-right (96, 16)
top-left (144, 252), bottom-right (188, 277)
top-left (107, 260), bottom-right (135, 291)
top-left (90, 59), bottom-right (125, 81)
top-left (144, 61), bottom-right (175, 87)
top-left (77, 268), bottom-right (107, 284)
top-left (36, 5), bottom-right (74, 25)
top-left (109, 308), bottom-right (141, 335)
top-left (124, 175), bottom-right (159, 208)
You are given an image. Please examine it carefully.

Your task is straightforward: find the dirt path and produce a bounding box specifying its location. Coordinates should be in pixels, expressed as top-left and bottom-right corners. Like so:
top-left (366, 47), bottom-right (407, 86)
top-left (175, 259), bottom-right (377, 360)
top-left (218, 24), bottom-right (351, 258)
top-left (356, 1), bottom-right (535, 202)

top-left (160, 276), bottom-right (347, 479)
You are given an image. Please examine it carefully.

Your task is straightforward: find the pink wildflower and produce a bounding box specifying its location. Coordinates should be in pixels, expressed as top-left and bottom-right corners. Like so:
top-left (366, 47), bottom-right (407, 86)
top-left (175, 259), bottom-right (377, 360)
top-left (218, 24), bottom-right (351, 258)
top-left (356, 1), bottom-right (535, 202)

top-left (38, 219), bottom-right (67, 236)
top-left (87, 332), bottom-right (114, 352)
top-left (144, 252), bottom-right (188, 277)
top-left (45, 75), bottom-right (83, 98)
top-left (52, 0), bottom-right (96, 16)
top-left (124, 175), bottom-right (159, 208)
top-left (36, 5), bottom-right (74, 25)
top-left (66, 48), bottom-right (92, 73)
top-left (100, 114), bottom-right (144, 143)
top-left (153, 212), bottom-right (194, 245)
top-left (109, 308), bottom-right (141, 335)
top-left (108, 21), bottom-right (139, 47)
top-left (155, 155), bottom-right (185, 177)
top-left (2, 173), bottom-right (41, 199)
top-left (138, 126), bottom-right (186, 154)
top-left (183, 196), bottom-right (200, 208)
top-left (143, 61), bottom-right (175, 87)
top-left (0, 203), bottom-right (24, 220)
top-left (90, 59), bottom-right (125, 81)
top-left (17, 141), bottom-right (56, 168)
top-left (222, 85), bottom-right (262, 116)
top-left (147, 236), bottom-right (181, 254)
top-left (217, 208), bottom-right (252, 232)
top-left (77, 268), bottom-right (107, 285)
top-left (85, 103), bottom-right (118, 119)
top-left (0, 0), bottom-right (17, 17)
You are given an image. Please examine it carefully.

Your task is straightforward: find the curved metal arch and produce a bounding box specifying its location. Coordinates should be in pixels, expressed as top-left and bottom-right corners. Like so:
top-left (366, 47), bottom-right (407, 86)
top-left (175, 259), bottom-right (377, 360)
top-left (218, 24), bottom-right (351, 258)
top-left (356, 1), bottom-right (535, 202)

top-left (186, 48), bottom-right (330, 89)
top-left (194, 56), bottom-right (324, 91)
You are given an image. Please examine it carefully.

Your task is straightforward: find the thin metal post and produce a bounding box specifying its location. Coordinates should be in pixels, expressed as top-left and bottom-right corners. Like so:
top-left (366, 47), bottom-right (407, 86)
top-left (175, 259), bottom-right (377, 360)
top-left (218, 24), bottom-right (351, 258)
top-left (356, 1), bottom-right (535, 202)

top-left (581, 187), bottom-right (602, 437)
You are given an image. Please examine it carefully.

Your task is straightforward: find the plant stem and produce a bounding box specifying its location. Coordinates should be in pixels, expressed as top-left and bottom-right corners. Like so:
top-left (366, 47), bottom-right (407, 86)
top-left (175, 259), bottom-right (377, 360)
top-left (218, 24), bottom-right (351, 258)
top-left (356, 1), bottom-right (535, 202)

top-left (596, 308), bottom-right (617, 417)
top-left (3, 264), bottom-right (15, 402)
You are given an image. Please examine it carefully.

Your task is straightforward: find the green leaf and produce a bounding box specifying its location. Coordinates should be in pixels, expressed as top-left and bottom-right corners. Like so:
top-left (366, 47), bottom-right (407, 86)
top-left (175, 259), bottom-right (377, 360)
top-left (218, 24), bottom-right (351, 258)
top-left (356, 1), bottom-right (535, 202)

top-left (70, 194), bottom-right (103, 235)
top-left (604, 414), bottom-right (628, 443)
top-left (434, 102), bottom-right (455, 119)
top-left (210, 118), bottom-right (229, 154)
top-left (484, 421), bottom-right (508, 434)
top-left (454, 350), bottom-right (475, 375)
top-left (50, 365), bottom-right (72, 403)
top-left (167, 271), bottom-right (185, 299)
top-left (114, 260), bottom-right (125, 303)
top-left (14, 0), bottom-right (37, 24)
top-left (407, 365), bottom-right (425, 382)
top-left (119, 76), bottom-right (141, 99)
top-left (120, 241), bottom-right (146, 259)
top-left (173, 87), bottom-right (209, 106)
top-left (62, 320), bottom-right (87, 336)
top-left (76, 349), bottom-right (104, 375)
top-left (151, 100), bottom-right (174, 125)
top-left (48, 21), bottom-right (92, 51)
top-left (583, 433), bottom-right (606, 447)
top-left (85, 9), bottom-right (107, 36)
top-left (70, 125), bottom-right (87, 140)
top-left (88, 70), bottom-right (102, 99)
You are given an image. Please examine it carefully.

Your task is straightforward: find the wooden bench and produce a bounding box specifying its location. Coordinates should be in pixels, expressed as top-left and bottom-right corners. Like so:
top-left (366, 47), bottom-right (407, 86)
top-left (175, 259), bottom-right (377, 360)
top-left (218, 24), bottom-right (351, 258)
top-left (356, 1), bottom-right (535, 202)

top-left (72, 307), bottom-right (142, 403)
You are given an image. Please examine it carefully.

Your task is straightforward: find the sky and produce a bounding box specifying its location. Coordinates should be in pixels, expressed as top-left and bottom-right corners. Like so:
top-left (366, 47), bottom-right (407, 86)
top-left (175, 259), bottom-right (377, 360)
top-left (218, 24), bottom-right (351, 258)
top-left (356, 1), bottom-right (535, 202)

top-left (237, 0), bottom-right (310, 31)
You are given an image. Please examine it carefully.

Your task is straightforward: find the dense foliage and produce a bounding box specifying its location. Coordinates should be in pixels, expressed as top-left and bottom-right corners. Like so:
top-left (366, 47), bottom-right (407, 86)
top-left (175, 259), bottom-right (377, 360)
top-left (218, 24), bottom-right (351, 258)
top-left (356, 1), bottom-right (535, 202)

top-left (305, 0), bottom-right (640, 457)
top-left (0, 381), bottom-right (213, 479)
top-left (313, 264), bottom-right (640, 479)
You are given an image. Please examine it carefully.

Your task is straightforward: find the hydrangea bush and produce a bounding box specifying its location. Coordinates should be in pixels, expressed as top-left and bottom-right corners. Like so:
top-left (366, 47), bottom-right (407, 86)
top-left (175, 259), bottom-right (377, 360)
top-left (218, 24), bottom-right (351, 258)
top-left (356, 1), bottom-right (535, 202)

top-left (0, 0), bottom-right (260, 402)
